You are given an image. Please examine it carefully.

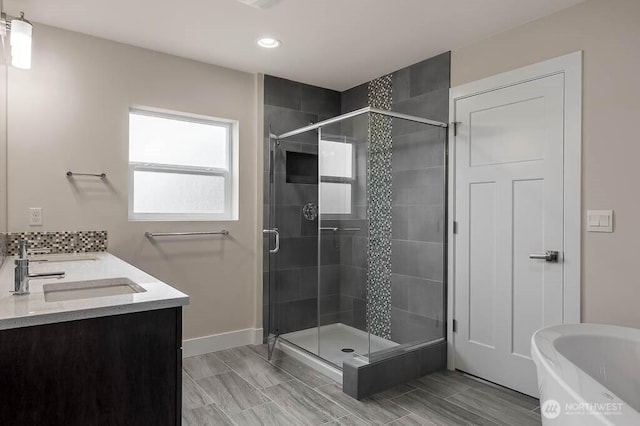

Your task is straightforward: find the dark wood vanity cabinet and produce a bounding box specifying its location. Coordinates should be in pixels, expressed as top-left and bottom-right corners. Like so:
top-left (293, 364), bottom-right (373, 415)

top-left (0, 307), bottom-right (182, 426)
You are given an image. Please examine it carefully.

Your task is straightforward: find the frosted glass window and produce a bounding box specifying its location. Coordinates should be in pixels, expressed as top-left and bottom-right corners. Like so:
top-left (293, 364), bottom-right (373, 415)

top-left (320, 140), bottom-right (353, 178)
top-left (133, 171), bottom-right (225, 214)
top-left (321, 183), bottom-right (352, 214)
top-left (130, 112), bottom-right (228, 169)
top-left (128, 108), bottom-right (235, 221)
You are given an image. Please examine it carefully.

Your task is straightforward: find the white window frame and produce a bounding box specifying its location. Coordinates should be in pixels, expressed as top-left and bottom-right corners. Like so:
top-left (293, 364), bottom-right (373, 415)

top-left (128, 107), bottom-right (238, 221)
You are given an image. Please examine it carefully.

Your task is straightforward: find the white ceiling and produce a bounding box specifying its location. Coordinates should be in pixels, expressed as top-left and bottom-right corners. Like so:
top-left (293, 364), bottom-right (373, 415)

top-left (5, 0), bottom-right (585, 91)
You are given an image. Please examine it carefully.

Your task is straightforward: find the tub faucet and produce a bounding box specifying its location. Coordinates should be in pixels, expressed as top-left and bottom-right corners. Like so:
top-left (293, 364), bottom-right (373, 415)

top-left (13, 240), bottom-right (65, 295)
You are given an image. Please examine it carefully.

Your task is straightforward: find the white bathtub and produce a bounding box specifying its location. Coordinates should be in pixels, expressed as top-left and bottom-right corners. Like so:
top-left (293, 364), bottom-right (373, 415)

top-left (532, 324), bottom-right (640, 425)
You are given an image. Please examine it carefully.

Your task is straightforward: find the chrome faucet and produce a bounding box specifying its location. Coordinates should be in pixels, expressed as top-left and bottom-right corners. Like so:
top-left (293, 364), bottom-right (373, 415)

top-left (13, 240), bottom-right (65, 295)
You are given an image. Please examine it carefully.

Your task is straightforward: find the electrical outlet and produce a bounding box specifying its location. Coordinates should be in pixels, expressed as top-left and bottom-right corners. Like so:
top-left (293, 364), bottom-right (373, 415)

top-left (29, 208), bottom-right (43, 226)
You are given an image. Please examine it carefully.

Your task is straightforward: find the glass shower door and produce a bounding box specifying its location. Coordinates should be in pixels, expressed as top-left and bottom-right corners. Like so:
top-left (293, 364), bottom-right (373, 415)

top-left (267, 108), bottom-right (447, 368)
top-left (317, 115), bottom-right (372, 366)
top-left (264, 133), bottom-right (278, 343)
top-left (316, 112), bottom-right (448, 367)
top-left (265, 129), bottom-right (322, 357)
top-left (368, 114), bottom-right (448, 361)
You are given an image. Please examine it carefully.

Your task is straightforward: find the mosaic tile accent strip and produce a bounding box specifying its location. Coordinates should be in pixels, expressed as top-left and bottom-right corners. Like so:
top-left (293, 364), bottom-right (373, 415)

top-left (7, 231), bottom-right (108, 255)
top-left (366, 74), bottom-right (393, 339)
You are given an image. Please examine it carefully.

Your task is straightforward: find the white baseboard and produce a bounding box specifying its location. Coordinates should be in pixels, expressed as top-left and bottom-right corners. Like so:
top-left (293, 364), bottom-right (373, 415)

top-left (182, 328), bottom-right (263, 358)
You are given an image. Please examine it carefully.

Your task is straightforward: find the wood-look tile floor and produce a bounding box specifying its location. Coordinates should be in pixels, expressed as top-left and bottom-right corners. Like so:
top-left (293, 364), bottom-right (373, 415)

top-left (182, 344), bottom-right (542, 426)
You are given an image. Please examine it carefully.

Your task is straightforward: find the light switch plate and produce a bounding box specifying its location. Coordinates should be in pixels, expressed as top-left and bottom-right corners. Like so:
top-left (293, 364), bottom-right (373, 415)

top-left (587, 210), bottom-right (613, 233)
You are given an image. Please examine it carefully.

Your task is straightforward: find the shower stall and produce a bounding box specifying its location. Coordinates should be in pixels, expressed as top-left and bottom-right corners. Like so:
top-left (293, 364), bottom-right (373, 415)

top-left (264, 106), bottom-right (447, 386)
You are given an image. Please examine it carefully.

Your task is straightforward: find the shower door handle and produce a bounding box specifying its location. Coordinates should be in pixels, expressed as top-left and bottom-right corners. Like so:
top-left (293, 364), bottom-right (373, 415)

top-left (263, 229), bottom-right (280, 253)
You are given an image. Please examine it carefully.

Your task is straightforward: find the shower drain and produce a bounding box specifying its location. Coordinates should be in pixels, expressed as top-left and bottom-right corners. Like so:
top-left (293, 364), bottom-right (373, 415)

top-left (341, 348), bottom-right (355, 353)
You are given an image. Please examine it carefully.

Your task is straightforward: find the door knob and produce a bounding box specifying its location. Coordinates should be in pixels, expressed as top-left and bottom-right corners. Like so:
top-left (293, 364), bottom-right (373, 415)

top-left (529, 250), bottom-right (559, 262)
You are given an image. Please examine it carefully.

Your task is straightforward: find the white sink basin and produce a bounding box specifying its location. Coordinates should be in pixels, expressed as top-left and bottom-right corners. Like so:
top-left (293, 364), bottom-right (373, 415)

top-left (43, 278), bottom-right (147, 302)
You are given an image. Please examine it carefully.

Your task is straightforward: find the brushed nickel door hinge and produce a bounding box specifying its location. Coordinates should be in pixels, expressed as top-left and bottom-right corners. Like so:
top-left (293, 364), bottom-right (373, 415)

top-left (451, 121), bottom-right (461, 137)
top-left (453, 221), bottom-right (458, 234)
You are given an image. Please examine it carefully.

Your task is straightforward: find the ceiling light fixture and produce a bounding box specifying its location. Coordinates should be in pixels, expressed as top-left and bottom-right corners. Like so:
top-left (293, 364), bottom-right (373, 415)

top-left (1, 5), bottom-right (33, 70)
top-left (257, 37), bottom-right (281, 49)
top-left (237, 0), bottom-right (282, 10)
top-left (9, 13), bottom-right (32, 69)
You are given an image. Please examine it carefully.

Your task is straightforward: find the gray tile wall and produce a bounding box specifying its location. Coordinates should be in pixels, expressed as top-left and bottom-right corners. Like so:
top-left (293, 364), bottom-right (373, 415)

top-left (264, 52), bottom-right (449, 345)
top-left (343, 340), bottom-right (447, 399)
top-left (388, 52), bottom-right (449, 344)
top-left (263, 75), bottom-right (342, 336)
top-left (339, 52), bottom-right (450, 345)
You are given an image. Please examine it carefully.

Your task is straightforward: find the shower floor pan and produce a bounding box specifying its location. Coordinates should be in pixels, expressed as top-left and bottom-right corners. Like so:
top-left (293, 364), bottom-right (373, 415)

top-left (280, 323), bottom-right (398, 369)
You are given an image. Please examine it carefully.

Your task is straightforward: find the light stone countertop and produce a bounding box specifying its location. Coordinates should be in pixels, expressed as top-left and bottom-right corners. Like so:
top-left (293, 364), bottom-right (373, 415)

top-left (0, 252), bottom-right (189, 330)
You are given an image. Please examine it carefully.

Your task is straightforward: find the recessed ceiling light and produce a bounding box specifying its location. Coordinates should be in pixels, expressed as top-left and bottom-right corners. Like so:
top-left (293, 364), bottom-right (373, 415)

top-left (257, 37), bottom-right (281, 49)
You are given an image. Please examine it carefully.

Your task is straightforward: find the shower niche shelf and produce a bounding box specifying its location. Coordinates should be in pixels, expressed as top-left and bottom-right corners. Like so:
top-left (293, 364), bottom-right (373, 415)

top-left (286, 151), bottom-right (318, 184)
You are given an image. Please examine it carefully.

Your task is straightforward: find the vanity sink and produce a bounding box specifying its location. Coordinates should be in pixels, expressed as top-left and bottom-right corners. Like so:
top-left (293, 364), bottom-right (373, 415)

top-left (43, 278), bottom-right (147, 302)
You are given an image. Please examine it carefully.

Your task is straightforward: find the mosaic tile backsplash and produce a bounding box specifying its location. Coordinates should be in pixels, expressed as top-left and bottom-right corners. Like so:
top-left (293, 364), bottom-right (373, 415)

top-left (6, 231), bottom-right (108, 255)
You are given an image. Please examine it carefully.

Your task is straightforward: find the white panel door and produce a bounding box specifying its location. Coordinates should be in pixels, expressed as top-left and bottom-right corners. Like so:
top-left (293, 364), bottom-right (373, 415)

top-left (454, 73), bottom-right (564, 397)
